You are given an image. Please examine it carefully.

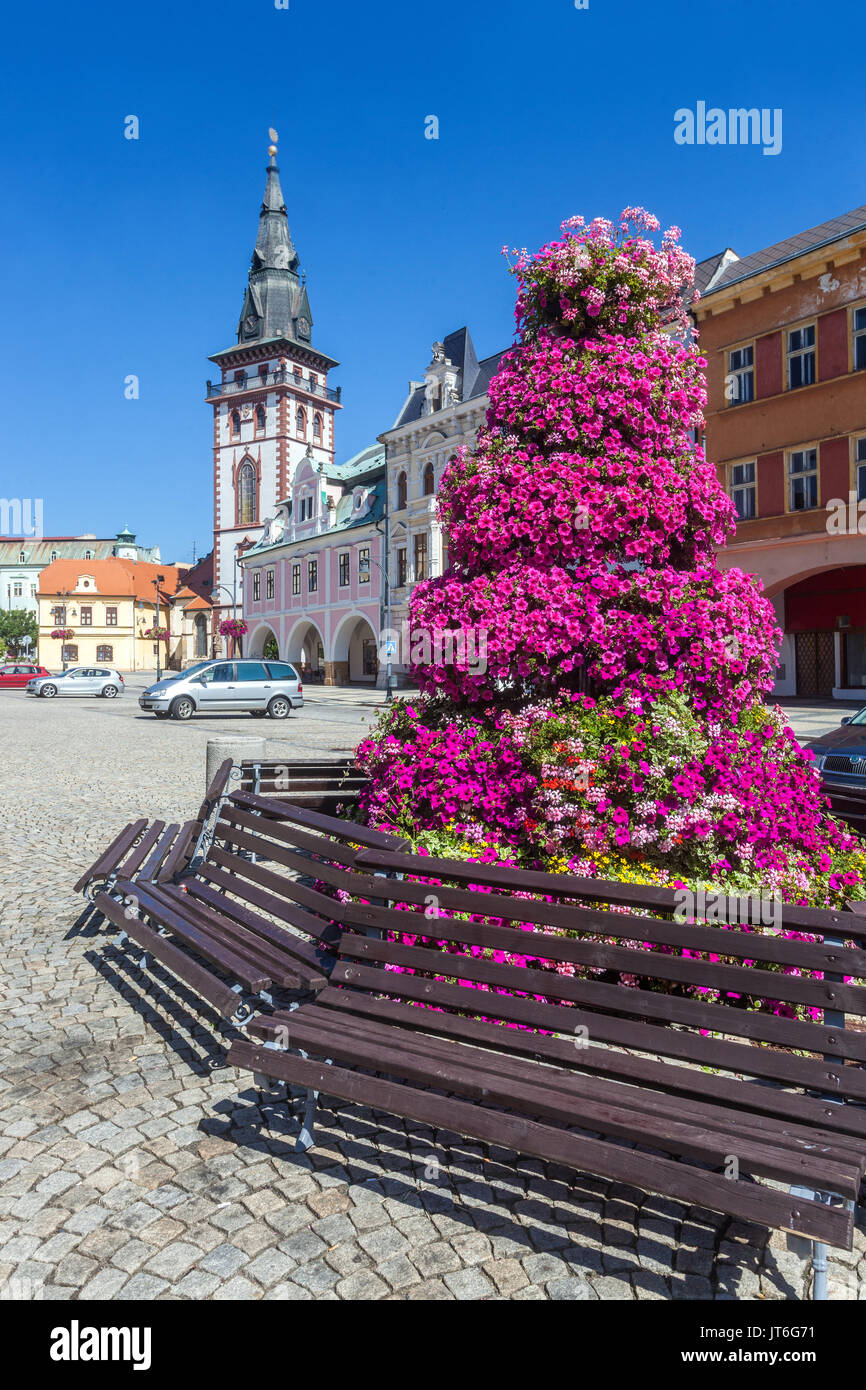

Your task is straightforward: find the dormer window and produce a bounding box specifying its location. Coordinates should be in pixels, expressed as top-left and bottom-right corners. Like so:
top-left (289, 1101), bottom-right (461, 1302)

top-left (18, 551), bottom-right (25, 563)
top-left (50, 551), bottom-right (57, 562)
top-left (84, 551), bottom-right (92, 561)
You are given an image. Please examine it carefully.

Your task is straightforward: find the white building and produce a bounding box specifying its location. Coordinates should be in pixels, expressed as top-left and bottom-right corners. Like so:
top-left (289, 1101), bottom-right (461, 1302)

top-left (379, 328), bottom-right (506, 681)
top-left (207, 138), bottom-right (340, 653)
top-left (0, 529), bottom-right (159, 613)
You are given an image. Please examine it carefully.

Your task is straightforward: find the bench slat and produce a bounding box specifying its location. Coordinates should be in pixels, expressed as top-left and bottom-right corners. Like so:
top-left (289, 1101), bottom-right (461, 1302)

top-left (330, 959), bottom-right (866, 1106)
top-left (166, 879), bottom-right (329, 990)
top-left (115, 880), bottom-right (272, 993)
top-left (277, 1008), bottom-right (861, 1197)
top-left (338, 934), bottom-right (866, 1062)
top-left (300, 989), bottom-right (866, 1146)
top-left (227, 1040), bottom-right (853, 1248)
top-left (73, 819), bottom-right (149, 892)
top-left (355, 847), bottom-right (866, 939)
top-left (94, 892), bottom-right (243, 1019)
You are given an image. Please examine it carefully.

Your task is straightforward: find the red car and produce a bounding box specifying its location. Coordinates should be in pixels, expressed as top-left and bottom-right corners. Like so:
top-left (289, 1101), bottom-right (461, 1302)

top-left (0, 662), bottom-right (51, 688)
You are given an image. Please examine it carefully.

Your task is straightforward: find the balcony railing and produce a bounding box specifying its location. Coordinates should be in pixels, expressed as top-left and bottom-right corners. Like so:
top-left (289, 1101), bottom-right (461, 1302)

top-left (206, 370), bottom-right (341, 403)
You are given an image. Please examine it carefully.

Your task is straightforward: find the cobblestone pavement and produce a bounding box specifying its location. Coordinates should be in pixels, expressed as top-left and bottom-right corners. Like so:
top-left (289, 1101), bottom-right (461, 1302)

top-left (1, 688), bottom-right (864, 1301)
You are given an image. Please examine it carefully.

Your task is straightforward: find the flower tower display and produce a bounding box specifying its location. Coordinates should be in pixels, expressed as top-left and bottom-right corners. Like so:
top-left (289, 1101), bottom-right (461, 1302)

top-left (357, 210), bottom-right (865, 907)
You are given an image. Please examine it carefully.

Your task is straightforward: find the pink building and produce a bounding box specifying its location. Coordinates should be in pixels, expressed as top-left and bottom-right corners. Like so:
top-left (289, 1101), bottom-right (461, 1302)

top-left (242, 444), bottom-right (386, 685)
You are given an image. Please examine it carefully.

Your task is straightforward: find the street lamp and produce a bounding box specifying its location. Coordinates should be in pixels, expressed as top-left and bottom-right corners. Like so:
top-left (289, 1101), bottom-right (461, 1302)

top-left (152, 574), bottom-right (165, 681)
top-left (56, 588), bottom-right (73, 671)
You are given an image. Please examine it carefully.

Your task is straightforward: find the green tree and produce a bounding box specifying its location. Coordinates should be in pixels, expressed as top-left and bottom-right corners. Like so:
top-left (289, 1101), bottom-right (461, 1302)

top-left (0, 609), bottom-right (38, 658)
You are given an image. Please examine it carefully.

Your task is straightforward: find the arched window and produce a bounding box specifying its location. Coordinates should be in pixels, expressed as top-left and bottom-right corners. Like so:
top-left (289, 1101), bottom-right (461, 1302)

top-left (255, 403), bottom-right (266, 432)
top-left (230, 409), bottom-right (241, 437)
top-left (296, 407), bottom-right (306, 437)
top-left (313, 413), bottom-right (322, 441)
top-left (397, 472), bottom-right (407, 510)
top-left (238, 461), bottom-right (257, 525)
top-left (423, 462), bottom-right (435, 496)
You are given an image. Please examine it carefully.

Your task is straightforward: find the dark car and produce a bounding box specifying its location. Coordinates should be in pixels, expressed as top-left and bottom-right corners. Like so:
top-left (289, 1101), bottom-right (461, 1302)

top-left (807, 707), bottom-right (866, 789)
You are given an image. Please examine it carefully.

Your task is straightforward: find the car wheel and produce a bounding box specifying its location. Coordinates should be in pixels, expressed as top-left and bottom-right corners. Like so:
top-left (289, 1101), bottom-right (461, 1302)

top-left (170, 696), bottom-right (195, 721)
top-left (267, 695), bottom-right (291, 719)
top-left (40, 684), bottom-right (57, 698)
top-left (102, 685), bottom-right (119, 699)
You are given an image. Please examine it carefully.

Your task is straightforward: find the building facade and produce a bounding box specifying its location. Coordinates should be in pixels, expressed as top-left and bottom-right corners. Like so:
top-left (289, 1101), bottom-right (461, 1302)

top-left (240, 328), bottom-right (505, 685)
top-left (243, 445), bottom-right (385, 684)
top-left (1, 529), bottom-right (158, 613)
top-left (37, 558), bottom-right (208, 672)
top-left (697, 204), bottom-right (866, 698)
top-left (207, 138), bottom-right (340, 654)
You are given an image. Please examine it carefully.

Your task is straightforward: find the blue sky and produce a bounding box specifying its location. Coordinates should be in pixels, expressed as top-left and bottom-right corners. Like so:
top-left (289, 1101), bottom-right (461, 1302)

top-left (1, 0), bottom-right (861, 563)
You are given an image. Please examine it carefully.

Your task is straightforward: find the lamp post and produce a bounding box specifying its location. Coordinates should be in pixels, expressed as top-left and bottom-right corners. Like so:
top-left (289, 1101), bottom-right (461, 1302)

top-left (57, 588), bottom-right (72, 671)
top-left (210, 583), bottom-right (237, 657)
top-left (152, 574), bottom-right (165, 681)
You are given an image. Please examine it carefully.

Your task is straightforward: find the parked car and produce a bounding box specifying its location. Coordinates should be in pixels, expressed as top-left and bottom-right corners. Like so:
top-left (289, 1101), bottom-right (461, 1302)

top-left (0, 662), bottom-right (51, 689)
top-left (26, 667), bottom-right (125, 699)
top-left (806, 707), bottom-right (866, 788)
top-left (139, 659), bottom-right (304, 720)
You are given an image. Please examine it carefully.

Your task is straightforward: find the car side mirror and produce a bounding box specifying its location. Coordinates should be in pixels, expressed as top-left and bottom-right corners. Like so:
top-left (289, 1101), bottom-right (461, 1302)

top-left (841, 717), bottom-right (852, 725)
top-left (195, 676), bottom-right (208, 685)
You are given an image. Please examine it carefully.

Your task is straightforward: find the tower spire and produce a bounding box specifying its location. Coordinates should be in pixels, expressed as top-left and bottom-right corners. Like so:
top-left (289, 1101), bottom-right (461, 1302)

top-left (236, 131), bottom-right (313, 345)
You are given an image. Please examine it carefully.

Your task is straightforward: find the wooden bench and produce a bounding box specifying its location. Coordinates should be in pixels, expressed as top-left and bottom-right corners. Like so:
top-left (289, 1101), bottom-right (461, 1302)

top-left (235, 756), bottom-right (369, 815)
top-left (73, 758), bottom-right (237, 901)
top-left (228, 845), bottom-right (866, 1296)
top-left (90, 793), bottom-right (407, 1025)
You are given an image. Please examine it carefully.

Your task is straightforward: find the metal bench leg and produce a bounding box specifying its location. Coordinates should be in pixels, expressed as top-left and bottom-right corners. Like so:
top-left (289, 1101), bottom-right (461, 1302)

top-left (296, 1087), bottom-right (319, 1153)
top-left (294, 1049), bottom-right (332, 1152)
top-left (812, 1238), bottom-right (829, 1301)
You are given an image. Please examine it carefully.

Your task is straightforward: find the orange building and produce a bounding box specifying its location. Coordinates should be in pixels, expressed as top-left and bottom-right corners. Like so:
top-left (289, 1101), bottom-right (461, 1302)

top-left (696, 205), bottom-right (866, 698)
top-left (37, 558), bottom-right (209, 672)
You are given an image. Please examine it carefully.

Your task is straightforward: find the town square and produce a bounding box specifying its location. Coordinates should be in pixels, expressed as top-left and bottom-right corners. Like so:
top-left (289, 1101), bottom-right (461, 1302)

top-left (1, 0), bottom-right (866, 1343)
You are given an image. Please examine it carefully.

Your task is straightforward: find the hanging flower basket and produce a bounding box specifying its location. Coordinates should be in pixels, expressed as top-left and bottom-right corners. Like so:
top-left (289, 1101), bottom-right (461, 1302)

top-left (51, 628), bottom-right (74, 640)
top-left (144, 625), bottom-right (169, 639)
top-left (219, 618), bottom-right (248, 639)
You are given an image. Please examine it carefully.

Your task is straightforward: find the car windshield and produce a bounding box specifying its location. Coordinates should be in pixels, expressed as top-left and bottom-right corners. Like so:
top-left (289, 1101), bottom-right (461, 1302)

top-left (847, 707), bottom-right (866, 725)
top-left (160, 662), bottom-right (213, 682)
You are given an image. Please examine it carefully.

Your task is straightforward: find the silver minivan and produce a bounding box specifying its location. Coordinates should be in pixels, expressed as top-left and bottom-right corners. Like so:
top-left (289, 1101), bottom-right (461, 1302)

top-left (139, 659), bottom-right (304, 720)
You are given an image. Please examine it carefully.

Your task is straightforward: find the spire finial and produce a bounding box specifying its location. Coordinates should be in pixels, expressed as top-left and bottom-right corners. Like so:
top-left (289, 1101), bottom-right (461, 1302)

top-left (268, 127), bottom-right (278, 160)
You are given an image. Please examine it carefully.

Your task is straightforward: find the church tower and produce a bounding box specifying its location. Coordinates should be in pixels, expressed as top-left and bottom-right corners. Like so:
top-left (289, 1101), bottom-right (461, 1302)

top-left (206, 133), bottom-right (341, 649)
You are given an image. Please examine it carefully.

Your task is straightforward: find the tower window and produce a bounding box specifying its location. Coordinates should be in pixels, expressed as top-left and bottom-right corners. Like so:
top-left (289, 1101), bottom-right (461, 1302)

top-left (313, 413), bottom-right (322, 441)
top-left (230, 409), bottom-right (241, 437)
top-left (238, 461), bottom-right (257, 525)
top-left (296, 407), bottom-right (306, 438)
top-left (397, 472), bottom-right (407, 510)
top-left (255, 403), bottom-right (266, 432)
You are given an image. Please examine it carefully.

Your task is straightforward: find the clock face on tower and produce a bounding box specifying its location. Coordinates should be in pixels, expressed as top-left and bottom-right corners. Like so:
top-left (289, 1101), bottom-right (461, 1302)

top-left (298, 317), bottom-right (310, 339)
top-left (244, 314), bottom-right (258, 335)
